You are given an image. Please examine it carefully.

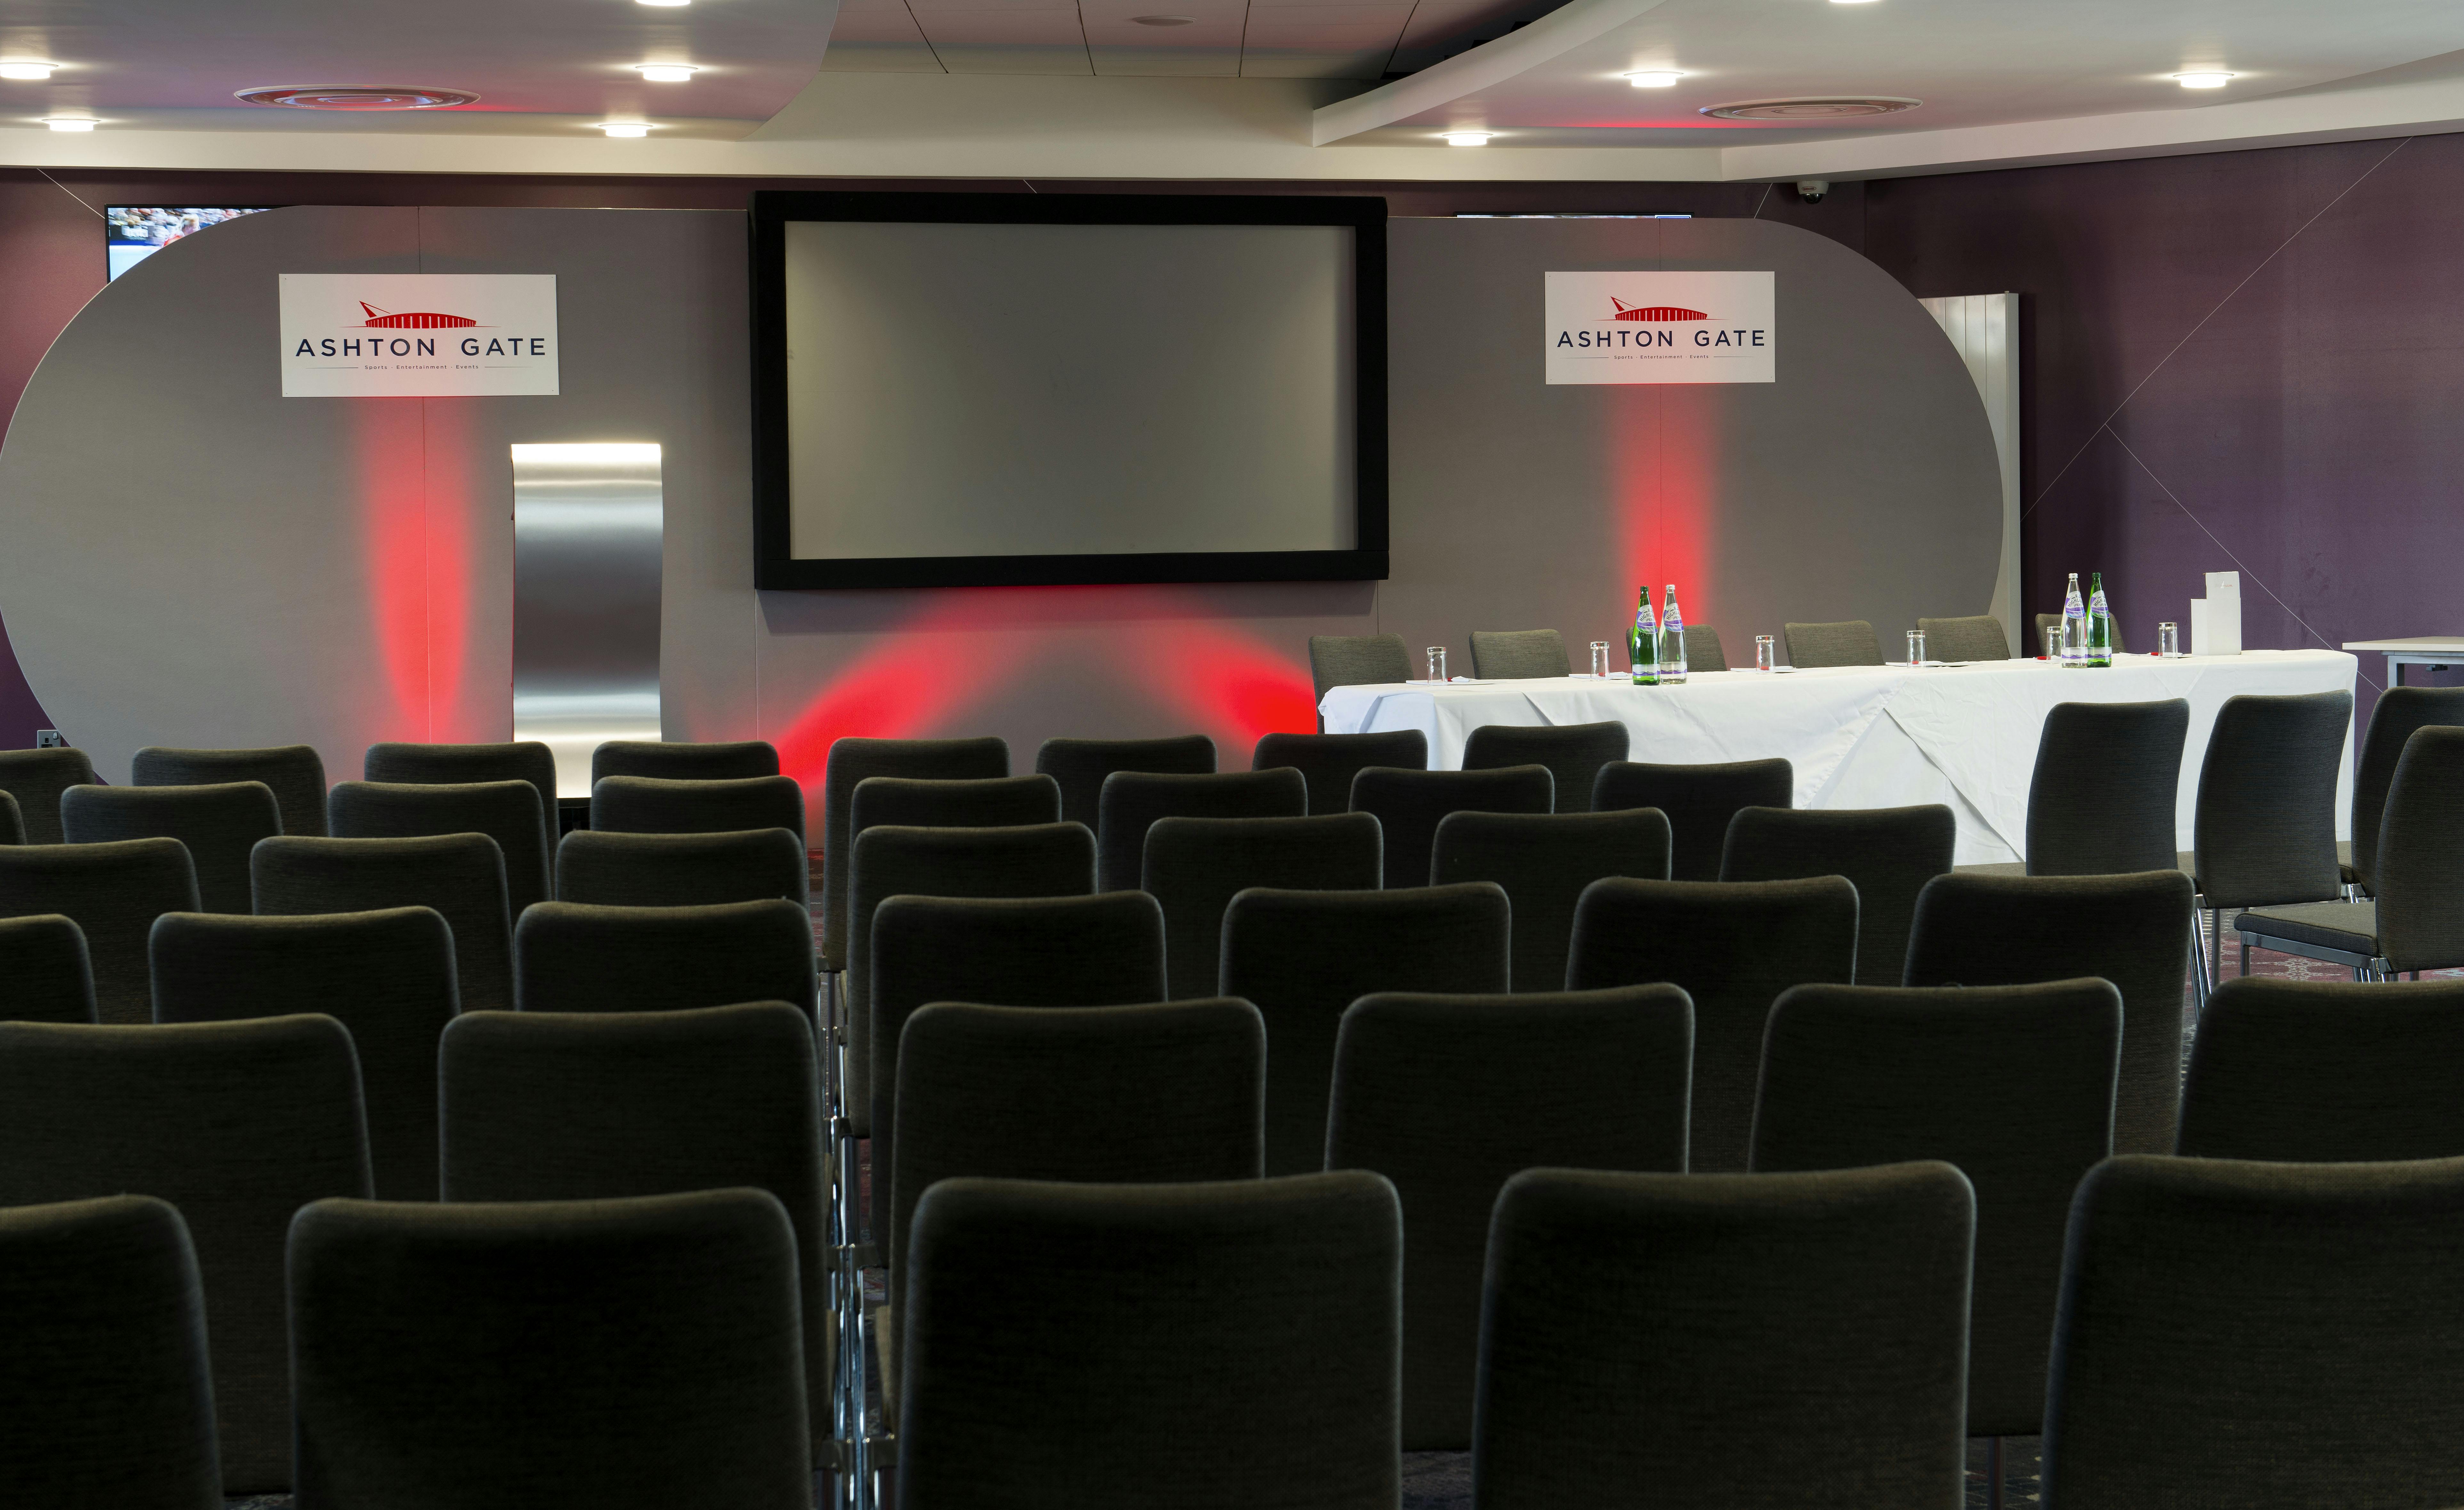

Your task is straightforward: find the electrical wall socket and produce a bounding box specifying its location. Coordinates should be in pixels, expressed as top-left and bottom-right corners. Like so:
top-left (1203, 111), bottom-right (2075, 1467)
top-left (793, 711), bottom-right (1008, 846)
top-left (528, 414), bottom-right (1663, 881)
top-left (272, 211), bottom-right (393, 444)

top-left (34, 729), bottom-right (65, 748)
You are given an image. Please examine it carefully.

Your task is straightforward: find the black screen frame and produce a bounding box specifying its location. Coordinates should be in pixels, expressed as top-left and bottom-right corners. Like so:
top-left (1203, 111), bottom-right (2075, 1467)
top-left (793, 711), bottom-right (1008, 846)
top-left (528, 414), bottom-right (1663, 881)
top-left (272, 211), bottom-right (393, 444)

top-left (749, 190), bottom-right (1388, 590)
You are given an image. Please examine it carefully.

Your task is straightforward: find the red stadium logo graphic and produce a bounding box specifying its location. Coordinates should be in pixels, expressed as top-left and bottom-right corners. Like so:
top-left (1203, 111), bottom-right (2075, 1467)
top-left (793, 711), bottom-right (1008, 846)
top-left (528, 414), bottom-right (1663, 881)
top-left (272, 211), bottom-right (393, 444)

top-left (357, 301), bottom-right (479, 329)
top-left (1608, 299), bottom-right (1709, 322)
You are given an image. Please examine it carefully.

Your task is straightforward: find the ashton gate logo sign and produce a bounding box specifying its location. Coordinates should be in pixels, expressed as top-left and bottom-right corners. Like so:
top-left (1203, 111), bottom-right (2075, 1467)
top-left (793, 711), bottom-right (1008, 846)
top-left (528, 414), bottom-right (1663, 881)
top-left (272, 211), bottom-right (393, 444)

top-left (279, 274), bottom-right (560, 398)
top-left (1544, 271), bottom-right (1775, 384)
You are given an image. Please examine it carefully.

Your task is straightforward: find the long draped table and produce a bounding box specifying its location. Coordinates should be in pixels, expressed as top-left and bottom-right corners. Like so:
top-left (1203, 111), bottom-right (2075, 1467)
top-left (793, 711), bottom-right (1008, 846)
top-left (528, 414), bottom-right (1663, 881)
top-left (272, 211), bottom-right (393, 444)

top-left (1319, 649), bottom-right (2358, 866)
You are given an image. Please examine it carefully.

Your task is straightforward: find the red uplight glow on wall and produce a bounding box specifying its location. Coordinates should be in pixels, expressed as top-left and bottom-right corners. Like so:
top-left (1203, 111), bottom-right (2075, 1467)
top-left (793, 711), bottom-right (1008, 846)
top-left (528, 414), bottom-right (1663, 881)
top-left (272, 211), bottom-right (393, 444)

top-left (1611, 385), bottom-right (1717, 622)
top-left (1120, 611), bottom-right (1320, 750)
top-left (772, 600), bottom-right (1037, 799)
top-left (354, 398), bottom-right (473, 738)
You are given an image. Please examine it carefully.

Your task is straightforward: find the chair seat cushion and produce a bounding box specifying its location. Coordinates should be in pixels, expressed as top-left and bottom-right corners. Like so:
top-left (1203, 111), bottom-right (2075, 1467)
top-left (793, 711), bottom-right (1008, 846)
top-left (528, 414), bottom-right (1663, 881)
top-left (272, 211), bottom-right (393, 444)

top-left (1951, 862), bottom-right (2027, 878)
top-left (2235, 900), bottom-right (2381, 957)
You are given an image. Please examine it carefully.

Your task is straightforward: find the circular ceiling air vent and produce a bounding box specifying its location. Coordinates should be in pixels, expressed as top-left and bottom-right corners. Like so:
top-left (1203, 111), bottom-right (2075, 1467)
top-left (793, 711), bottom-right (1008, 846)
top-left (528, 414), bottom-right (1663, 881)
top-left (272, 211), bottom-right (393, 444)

top-left (235, 85), bottom-right (481, 111)
top-left (1699, 96), bottom-right (1919, 122)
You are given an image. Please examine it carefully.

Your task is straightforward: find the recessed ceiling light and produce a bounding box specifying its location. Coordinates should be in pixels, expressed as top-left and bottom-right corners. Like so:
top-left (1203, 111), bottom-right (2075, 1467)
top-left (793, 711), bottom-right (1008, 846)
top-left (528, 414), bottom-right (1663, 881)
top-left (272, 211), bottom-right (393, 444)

top-left (1830, 0), bottom-right (1881, 5)
top-left (1131, 14), bottom-right (1195, 23)
top-left (2174, 71), bottom-right (2234, 88)
top-left (597, 121), bottom-right (653, 137)
top-left (0, 61), bottom-right (58, 81)
top-left (636, 64), bottom-right (698, 82)
top-left (638, 0), bottom-right (690, 5)
top-left (43, 116), bottom-right (95, 131)
top-left (1442, 131), bottom-right (1492, 146)
top-left (1626, 70), bottom-right (1684, 87)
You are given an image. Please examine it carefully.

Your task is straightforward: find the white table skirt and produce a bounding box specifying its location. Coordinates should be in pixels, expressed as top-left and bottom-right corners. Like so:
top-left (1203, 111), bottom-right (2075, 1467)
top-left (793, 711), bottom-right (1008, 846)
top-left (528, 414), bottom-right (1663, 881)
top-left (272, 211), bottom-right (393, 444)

top-left (1319, 650), bottom-right (2359, 866)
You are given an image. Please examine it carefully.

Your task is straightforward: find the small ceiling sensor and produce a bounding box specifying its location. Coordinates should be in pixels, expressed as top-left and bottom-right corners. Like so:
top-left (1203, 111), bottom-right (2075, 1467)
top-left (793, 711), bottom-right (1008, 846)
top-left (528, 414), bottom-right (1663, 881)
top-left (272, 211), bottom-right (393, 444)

top-left (43, 116), bottom-right (95, 131)
top-left (1132, 15), bottom-right (1196, 23)
top-left (597, 121), bottom-right (653, 137)
top-left (636, 63), bottom-right (698, 81)
top-left (1442, 131), bottom-right (1493, 146)
top-left (2174, 71), bottom-right (2235, 88)
top-left (1626, 70), bottom-right (1684, 87)
top-left (0, 60), bottom-right (58, 81)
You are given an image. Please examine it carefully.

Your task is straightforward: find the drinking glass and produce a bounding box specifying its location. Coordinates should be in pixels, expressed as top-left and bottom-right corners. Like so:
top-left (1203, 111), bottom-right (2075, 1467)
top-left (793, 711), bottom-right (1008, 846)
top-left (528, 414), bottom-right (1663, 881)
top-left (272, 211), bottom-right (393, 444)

top-left (1755, 635), bottom-right (1776, 673)
top-left (1588, 641), bottom-right (1612, 679)
top-left (2159, 622), bottom-right (2180, 658)
top-left (1426, 647), bottom-right (1447, 682)
top-left (1907, 630), bottom-right (1927, 666)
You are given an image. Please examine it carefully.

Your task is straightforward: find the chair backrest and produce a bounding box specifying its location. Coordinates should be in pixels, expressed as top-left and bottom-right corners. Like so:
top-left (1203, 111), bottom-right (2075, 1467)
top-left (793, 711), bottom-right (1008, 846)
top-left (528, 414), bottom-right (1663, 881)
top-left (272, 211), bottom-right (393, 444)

top-left (2179, 975), bottom-right (2464, 1161)
top-left (1468, 628), bottom-right (1570, 680)
top-left (1593, 757), bottom-right (1793, 881)
top-left (1431, 808), bottom-right (1671, 992)
top-left (2042, 1154), bottom-right (2464, 1505)
top-left (0, 913), bottom-right (95, 1024)
top-left (1682, 623), bottom-right (1729, 672)
top-left (0, 838), bottom-right (199, 1024)
top-left (363, 741), bottom-right (556, 855)
top-left (2024, 700), bottom-right (2189, 876)
top-left (1095, 768), bottom-right (1307, 894)
top-left (1752, 979), bottom-right (2120, 1438)
top-left (329, 778), bottom-right (551, 917)
top-left (253, 833), bottom-right (513, 1014)
top-left (851, 773), bottom-right (1060, 838)
top-left (151, 906), bottom-right (458, 1202)
top-left (2349, 687), bottom-right (2464, 896)
top-left (2034, 611), bottom-right (2128, 658)
top-left (0, 1194), bottom-right (221, 1505)
top-left (1914, 614), bottom-right (2013, 661)
top-left (1350, 764), bottom-right (1553, 890)
top-left (1568, 875), bottom-right (1858, 1172)
top-left (1721, 803), bottom-right (1956, 986)
top-left (820, 736), bottom-right (1010, 972)
top-left (438, 1001), bottom-right (830, 1453)
top-left (1143, 813), bottom-right (1384, 1001)
top-left (514, 899), bottom-right (816, 1016)
top-left (869, 891), bottom-right (1167, 1238)
top-left (2191, 689), bottom-right (2352, 908)
top-left (134, 743), bottom-right (328, 837)
top-left (1474, 1163), bottom-right (1973, 1510)
top-left (1252, 728), bottom-right (1429, 815)
top-left (0, 746), bottom-right (97, 844)
top-left (589, 738), bottom-right (780, 784)
top-left (553, 826), bottom-right (809, 907)
top-left (58, 782), bottom-right (278, 917)
top-left (892, 999), bottom-right (1264, 1277)
top-left (0, 1014), bottom-right (370, 1492)
top-left (1220, 882), bottom-right (1510, 1175)
top-left (898, 1173), bottom-right (1400, 1510)
top-left (1905, 869), bottom-right (2193, 1155)
top-left (847, 823), bottom-right (1096, 1137)
top-left (0, 788), bottom-right (18, 844)
top-left (1035, 735), bottom-right (1217, 829)
top-left (1782, 620), bottom-right (1884, 668)
top-left (290, 1189), bottom-right (810, 1508)
top-left (2373, 724), bottom-right (2464, 973)
top-left (588, 773), bottom-right (807, 841)
top-left (1306, 632), bottom-right (1411, 702)
top-left (1327, 986), bottom-right (1691, 1449)
top-left (1460, 721), bottom-right (1631, 814)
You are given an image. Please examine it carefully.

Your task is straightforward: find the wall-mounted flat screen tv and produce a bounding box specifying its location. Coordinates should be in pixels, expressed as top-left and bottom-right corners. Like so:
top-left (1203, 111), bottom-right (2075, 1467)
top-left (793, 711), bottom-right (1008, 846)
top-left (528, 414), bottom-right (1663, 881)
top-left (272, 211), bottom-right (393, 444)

top-left (750, 190), bottom-right (1387, 589)
top-left (107, 206), bottom-right (275, 281)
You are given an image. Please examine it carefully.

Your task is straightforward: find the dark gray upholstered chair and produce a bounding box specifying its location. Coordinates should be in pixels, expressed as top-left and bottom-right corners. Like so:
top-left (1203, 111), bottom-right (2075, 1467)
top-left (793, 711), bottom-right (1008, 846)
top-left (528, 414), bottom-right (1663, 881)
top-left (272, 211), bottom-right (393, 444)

top-left (134, 744), bottom-right (328, 837)
top-left (290, 1189), bottom-right (811, 1510)
top-left (588, 773), bottom-right (807, 840)
top-left (2184, 690), bottom-right (2353, 993)
top-left (1220, 883), bottom-right (1510, 1175)
top-left (329, 778), bottom-right (551, 917)
top-left (0, 912), bottom-right (95, 1024)
top-left (0, 745), bottom-right (96, 844)
top-left (1721, 803), bottom-right (1957, 987)
top-left (0, 1014), bottom-right (370, 1492)
top-left (1681, 623), bottom-right (1729, 672)
top-left (898, 1172), bottom-right (1400, 1510)
top-left (554, 825), bottom-right (809, 907)
top-left (0, 838), bottom-right (198, 1024)
top-left (2347, 686), bottom-right (2464, 894)
top-left (0, 1194), bottom-right (221, 1508)
top-left (1593, 757), bottom-right (1794, 881)
top-left (514, 899), bottom-right (816, 1017)
top-left (2235, 724), bottom-right (2464, 981)
top-left (2178, 976), bottom-right (2464, 1161)
top-left (1473, 1163), bottom-right (1974, 1510)
top-left (1460, 721), bottom-right (1631, 814)
top-left (1095, 767), bottom-right (1307, 894)
top-left (1144, 813), bottom-right (1384, 1000)
top-left (2034, 610), bottom-right (2129, 658)
top-left (1752, 980), bottom-right (2120, 1450)
top-left (2004, 699), bottom-right (2191, 878)
top-left (851, 774), bottom-right (1059, 842)
top-left (868, 891), bottom-right (1167, 1239)
top-left (2041, 1154), bottom-right (2464, 1507)
top-left (590, 738), bottom-right (780, 783)
top-left (0, 788), bottom-right (18, 844)
top-left (1350, 764), bottom-right (1553, 890)
top-left (1252, 728), bottom-right (1430, 815)
top-left (439, 1002), bottom-right (832, 1457)
top-left (1782, 619), bottom-right (1885, 668)
top-left (1307, 632), bottom-right (1412, 702)
top-left (1568, 876), bottom-right (1858, 1172)
top-left (1432, 809), bottom-right (1672, 992)
top-left (61, 781), bottom-right (281, 915)
top-left (151, 907), bottom-right (458, 1202)
top-left (1326, 986), bottom-right (1691, 1449)
top-left (1468, 628), bottom-right (1570, 680)
top-left (1035, 734), bottom-right (1217, 830)
top-left (1905, 870), bottom-right (2193, 1155)
top-left (847, 823), bottom-right (1096, 1144)
top-left (1916, 614), bottom-right (2016, 661)
top-left (364, 741), bottom-right (557, 857)
top-left (254, 833), bottom-right (513, 1014)
top-left (820, 736), bottom-right (1009, 976)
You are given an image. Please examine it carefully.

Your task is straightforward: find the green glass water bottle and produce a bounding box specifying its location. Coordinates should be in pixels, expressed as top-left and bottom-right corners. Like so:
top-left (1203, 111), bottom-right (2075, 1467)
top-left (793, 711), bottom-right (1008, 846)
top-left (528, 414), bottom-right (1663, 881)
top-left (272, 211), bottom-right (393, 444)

top-left (1630, 587), bottom-right (1659, 686)
top-left (2086, 572), bottom-right (2115, 668)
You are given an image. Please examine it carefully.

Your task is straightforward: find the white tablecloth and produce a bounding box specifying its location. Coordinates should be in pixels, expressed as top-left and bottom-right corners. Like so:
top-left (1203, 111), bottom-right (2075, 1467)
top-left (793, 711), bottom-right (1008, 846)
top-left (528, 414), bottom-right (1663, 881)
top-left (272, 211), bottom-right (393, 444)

top-left (1319, 650), bottom-right (2358, 866)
